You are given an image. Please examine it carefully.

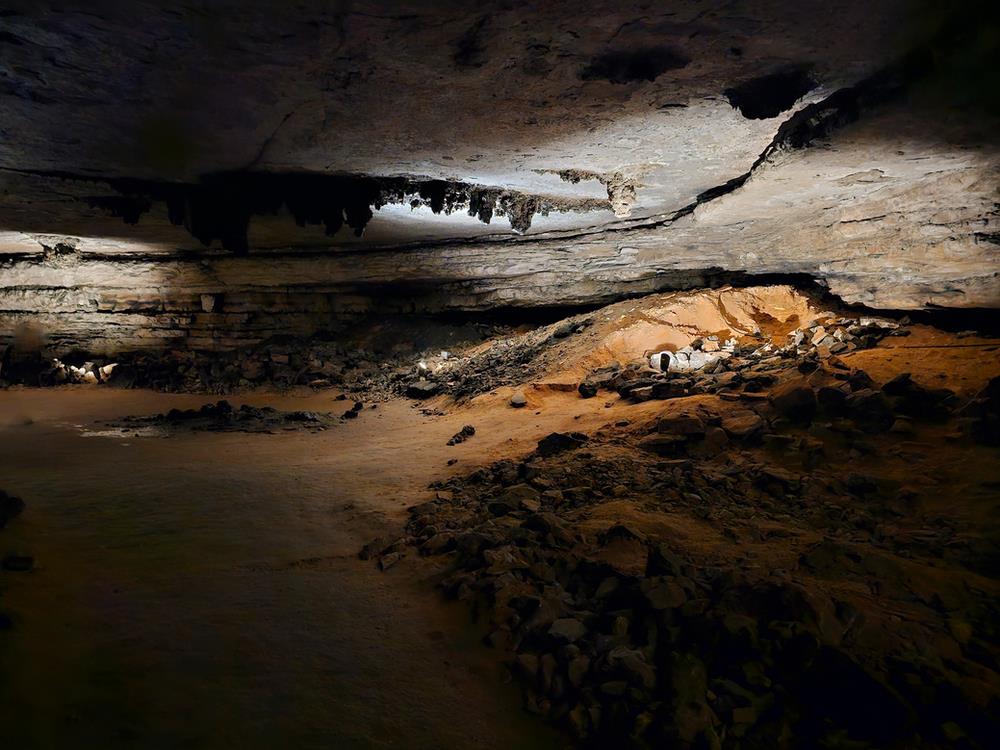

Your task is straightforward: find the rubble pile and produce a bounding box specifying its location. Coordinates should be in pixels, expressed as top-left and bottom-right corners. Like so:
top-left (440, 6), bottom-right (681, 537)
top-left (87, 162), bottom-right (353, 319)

top-left (1, 318), bottom-right (541, 399)
top-left (104, 400), bottom-right (341, 434)
top-left (0, 338), bottom-right (407, 397)
top-left (362, 339), bottom-right (999, 748)
top-left (403, 318), bottom-right (593, 401)
top-left (575, 316), bottom-right (912, 407)
top-left (0, 302), bottom-right (928, 411)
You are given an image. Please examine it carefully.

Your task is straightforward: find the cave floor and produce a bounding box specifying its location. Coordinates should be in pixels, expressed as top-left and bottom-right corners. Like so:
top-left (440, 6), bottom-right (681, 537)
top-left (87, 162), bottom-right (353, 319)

top-left (1, 288), bottom-right (999, 748)
top-left (0, 388), bottom-right (619, 749)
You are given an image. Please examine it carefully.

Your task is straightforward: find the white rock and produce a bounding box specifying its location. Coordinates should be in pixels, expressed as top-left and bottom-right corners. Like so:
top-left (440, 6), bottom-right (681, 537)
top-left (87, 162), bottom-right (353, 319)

top-left (661, 349), bottom-right (731, 372)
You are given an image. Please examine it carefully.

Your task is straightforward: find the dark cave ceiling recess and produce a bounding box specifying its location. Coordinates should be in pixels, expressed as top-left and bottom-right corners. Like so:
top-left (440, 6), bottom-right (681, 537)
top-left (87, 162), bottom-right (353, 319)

top-left (0, 0), bottom-right (998, 310)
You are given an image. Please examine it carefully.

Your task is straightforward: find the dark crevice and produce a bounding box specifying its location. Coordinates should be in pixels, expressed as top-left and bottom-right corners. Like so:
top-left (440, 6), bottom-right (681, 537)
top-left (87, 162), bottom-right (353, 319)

top-left (724, 67), bottom-right (817, 119)
top-left (668, 51), bottom-right (922, 224)
top-left (580, 45), bottom-right (690, 83)
top-left (452, 16), bottom-right (490, 69)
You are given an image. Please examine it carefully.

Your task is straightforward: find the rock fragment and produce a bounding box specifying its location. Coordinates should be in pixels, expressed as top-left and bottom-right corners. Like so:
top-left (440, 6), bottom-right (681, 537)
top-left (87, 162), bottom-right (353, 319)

top-left (447, 425), bottom-right (476, 445)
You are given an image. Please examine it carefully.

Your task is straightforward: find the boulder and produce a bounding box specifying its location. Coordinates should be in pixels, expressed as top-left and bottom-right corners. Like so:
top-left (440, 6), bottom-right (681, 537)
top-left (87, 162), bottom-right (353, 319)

top-left (656, 413), bottom-right (706, 438)
top-left (639, 434), bottom-right (689, 457)
top-left (847, 369), bottom-right (875, 391)
top-left (714, 371), bottom-right (741, 389)
top-left (661, 348), bottom-right (732, 373)
top-left (845, 389), bottom-right (895, 432)
top-left (629, 385), bottom-right (655, 402)
top-left (536, 432), bottom-right (588, 457)
top-left (447, 425), bottom-right (476, 445)
top-left (651, 379), bottom-right (692, 400)
top-left (607, 647), bottom-right (657, 689)
top-left (510, 391), bottom-right (527, 408)
top-left (769, 382), bottom-right (817, 423)
top-left (642, 578), bottom-right (688, 610)
top-left (489, 484), bottom-right (541, 515)
top-left (406, 380), bottom-right (440, 399)
top-left (549, 618), bottom-right (588, 642)
top-left (881, 372), bottom-right (954, 420)
top-left (817, 385), bottom-right (849, 414)
top-left (721, 411), bottom-right (764, 440)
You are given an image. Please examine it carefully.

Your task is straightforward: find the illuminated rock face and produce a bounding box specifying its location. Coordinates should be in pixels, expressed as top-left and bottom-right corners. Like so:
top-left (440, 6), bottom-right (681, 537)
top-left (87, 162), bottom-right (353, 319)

top-left (0, 1), bottom-right (997, 354)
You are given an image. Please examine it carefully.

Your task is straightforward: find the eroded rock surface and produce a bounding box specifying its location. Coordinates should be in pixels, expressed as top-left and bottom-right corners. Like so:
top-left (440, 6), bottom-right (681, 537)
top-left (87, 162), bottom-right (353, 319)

top-left (0, 2), bottom-right (997, 360)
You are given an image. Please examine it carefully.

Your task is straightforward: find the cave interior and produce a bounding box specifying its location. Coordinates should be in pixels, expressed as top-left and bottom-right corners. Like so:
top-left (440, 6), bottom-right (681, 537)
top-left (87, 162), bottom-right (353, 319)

top-left (0, 2), bottom-right (999, 749)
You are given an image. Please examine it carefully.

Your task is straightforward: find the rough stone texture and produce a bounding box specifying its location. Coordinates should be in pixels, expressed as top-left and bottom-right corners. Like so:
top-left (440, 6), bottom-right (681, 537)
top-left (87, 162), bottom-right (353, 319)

top-left (0, 1), bottom-right (997, 353)
top-left (1, 1), bottom-right (906, 211)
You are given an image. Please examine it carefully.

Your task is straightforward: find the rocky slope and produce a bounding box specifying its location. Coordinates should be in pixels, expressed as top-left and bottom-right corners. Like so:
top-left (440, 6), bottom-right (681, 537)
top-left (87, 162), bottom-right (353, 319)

top-left (355, 287), bottom-right (1000, 749)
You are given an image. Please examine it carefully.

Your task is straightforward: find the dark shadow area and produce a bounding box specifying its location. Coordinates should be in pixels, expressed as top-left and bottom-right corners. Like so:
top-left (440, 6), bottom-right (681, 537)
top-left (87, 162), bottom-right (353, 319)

top-left (579, 46), bottom-right (690, 83)
top-left (724, 67), bottom-right (817, 120)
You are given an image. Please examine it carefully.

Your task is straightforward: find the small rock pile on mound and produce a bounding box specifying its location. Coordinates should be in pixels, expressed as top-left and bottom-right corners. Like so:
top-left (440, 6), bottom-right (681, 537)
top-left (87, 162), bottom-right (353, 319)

top-left (380, 356), bottom-right (999, 747)
top-left (110, 341), bottom-right (402, 396)
top-left (581, 316), bottom-right (910, 406)
top-left (447, 425), bottom-right (477, 446)
top-left (47, 359), bottom-right (120, 385)
top-left (105, 400), bottom-right (339, 434)
top-left (403, 319), bottom-right (592, 401)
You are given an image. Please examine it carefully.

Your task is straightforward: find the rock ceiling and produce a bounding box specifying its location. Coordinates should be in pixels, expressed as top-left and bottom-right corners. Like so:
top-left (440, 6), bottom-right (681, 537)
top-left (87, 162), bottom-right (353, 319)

top-left (0, 0), bottom-right (998, 313)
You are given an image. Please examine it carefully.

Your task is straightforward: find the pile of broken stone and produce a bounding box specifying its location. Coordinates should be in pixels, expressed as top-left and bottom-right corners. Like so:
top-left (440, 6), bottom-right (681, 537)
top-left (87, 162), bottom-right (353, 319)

top-left (0, 339), bottom-right (404, 397)
top-left (105, 399), bottom-right (339, 434)
top-left (583, 316), bottom-right (911, 405)
top-left (47, 358), bottom-right (119, 385)
top-left (583, 314), bottom-right (997, 446)
top-left (1, 324), bottom-right (525, 399)
top-left (369, 422), bottom-right (999, 748)
top-left (404, 332), bottom-right (560, 401)
top-left (361, 317), bottom-right (999, 748)
top-left (389, 422), bottom-right (995, 746)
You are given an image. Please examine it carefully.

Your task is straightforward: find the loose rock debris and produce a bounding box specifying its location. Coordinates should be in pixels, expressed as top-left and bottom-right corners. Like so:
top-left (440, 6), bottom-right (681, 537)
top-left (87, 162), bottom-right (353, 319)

top-left (448, 425), bottom-right (477, 446)
top-left (360, 336), bottom-right (1000, 748)
top-left (104, 400), bottom-right (339, 434)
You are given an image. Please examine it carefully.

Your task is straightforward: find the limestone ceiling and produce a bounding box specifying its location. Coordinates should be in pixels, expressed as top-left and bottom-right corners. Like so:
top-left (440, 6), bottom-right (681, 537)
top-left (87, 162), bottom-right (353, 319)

top-left (1, 1), bottom-right (908, 234)
top-left (0, 0), bottom-right (998, 308)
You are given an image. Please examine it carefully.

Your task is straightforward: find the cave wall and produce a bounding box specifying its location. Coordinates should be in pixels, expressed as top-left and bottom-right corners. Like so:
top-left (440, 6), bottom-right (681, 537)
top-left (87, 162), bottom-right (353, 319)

top-left (2, 91), bottom-right (998, 356)
top-left (0, 140), bottom-right (1000, 352)
top-left (0, 1), bottom-right (997, 356)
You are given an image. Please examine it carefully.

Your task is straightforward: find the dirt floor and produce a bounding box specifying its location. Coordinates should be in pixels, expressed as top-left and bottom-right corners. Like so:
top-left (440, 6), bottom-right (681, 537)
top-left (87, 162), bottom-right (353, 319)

top-left (1, 286), bottom-right (998, 748)
top-left (0, 385), bottom-right (644, 749)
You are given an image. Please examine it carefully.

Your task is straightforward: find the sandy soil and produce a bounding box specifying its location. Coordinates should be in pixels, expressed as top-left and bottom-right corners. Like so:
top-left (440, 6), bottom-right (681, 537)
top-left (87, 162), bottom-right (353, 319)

top-left (0, 387), bottom-right (632, 749)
